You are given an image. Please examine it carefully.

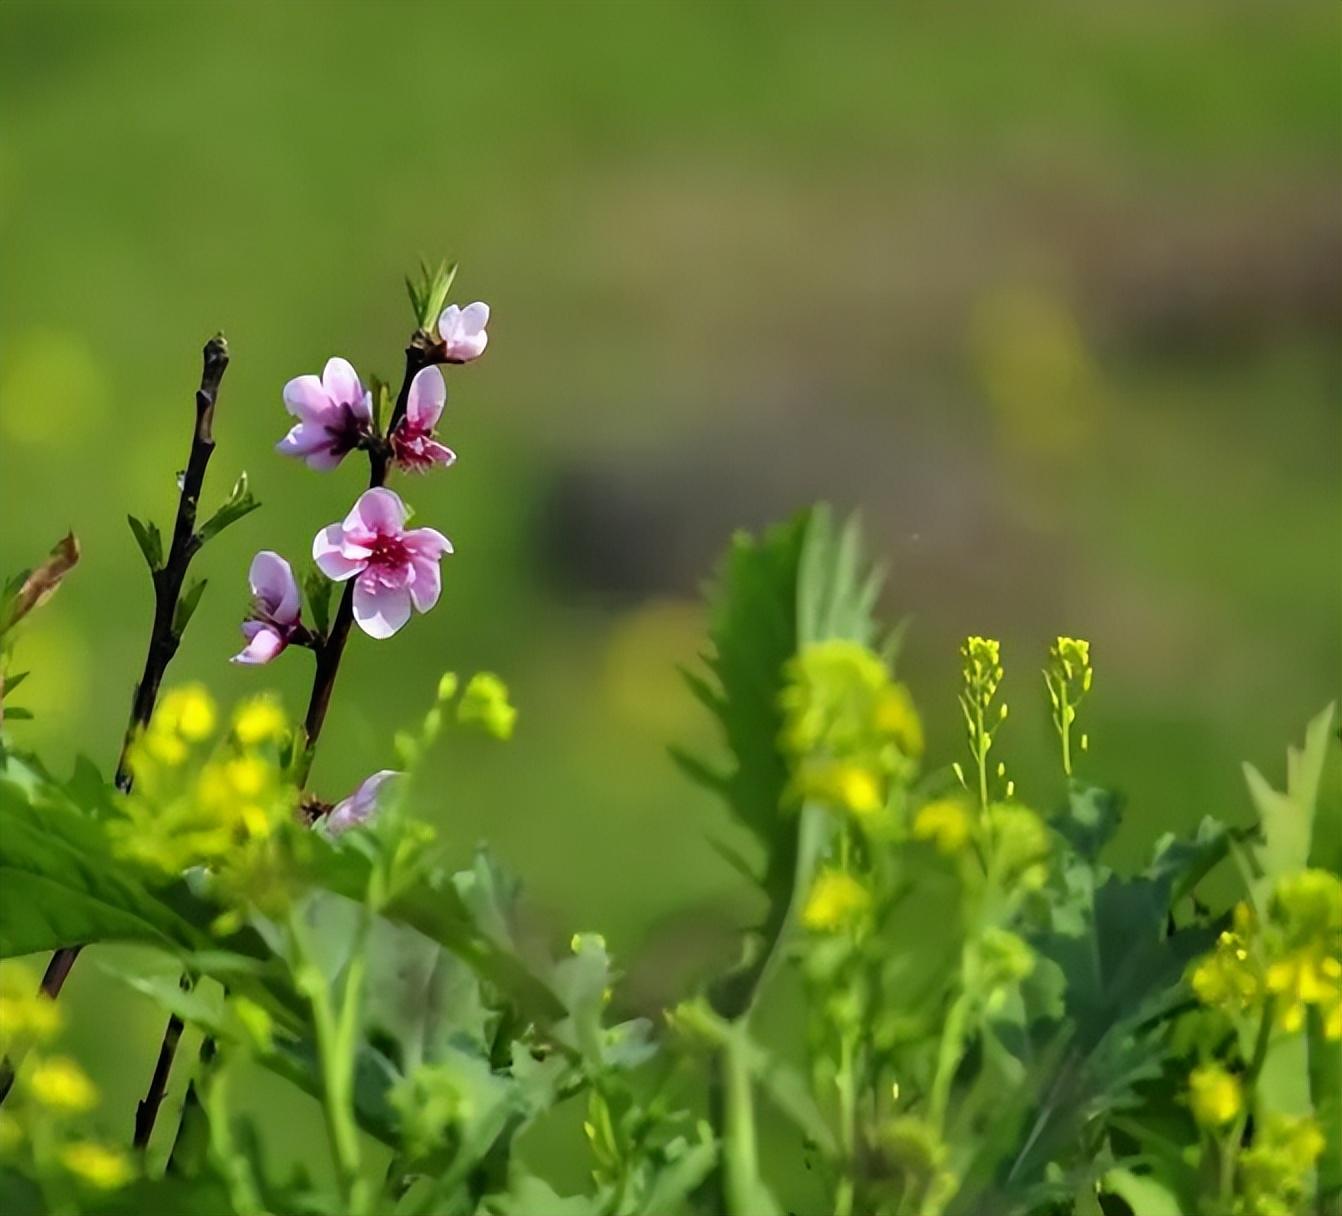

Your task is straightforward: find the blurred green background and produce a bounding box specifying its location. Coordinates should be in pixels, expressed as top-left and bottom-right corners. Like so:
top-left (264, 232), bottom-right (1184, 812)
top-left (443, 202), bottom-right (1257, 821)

top-left (1, 0), bottom-right (1339, 1158)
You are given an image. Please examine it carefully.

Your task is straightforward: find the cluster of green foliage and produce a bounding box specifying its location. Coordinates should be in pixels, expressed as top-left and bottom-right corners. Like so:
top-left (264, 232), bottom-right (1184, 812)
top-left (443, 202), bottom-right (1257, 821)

top-left (0, 507), bottom-right (1338, 1215)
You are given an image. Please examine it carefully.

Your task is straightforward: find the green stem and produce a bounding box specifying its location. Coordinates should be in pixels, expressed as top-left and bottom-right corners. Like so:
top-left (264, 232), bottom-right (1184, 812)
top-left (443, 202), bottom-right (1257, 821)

top-left (289, 908), bottom-right (368, 1215)
top-left (928, 992), bottom-right (970, 1134)
top-left (721, 1023), bottom-right (762, 1216)
top-left (974, 704), bottom-right (989, 811)
top-left (1219, 998), bottom-right (1276, 1204)
top-left (1058, 682), bottom-right (1072, 777)
top-left (834, 1028), bottom-right (858, 1216)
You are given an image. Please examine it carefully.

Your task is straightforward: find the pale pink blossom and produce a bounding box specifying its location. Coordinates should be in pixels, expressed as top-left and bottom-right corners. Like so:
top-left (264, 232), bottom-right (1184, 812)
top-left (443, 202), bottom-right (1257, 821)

top-left (277, 357), bottom-right (373, 470)
top-left (312, 488), bottom-right (452, 639)
top-left (391, 366), bottom-right (456, 473)
top-left (232, 551), bottom-right (303, 665)
top-left (436, 302), bottom-right (489, 363)
top-left (327, 769), bottom-right (399, 836)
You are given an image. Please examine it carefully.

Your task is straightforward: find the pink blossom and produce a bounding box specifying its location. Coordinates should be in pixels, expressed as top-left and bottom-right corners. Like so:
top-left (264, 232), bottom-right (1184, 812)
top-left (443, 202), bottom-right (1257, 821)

top-left (390, 367), bottom-right (456, 473)
top-left (312, 488), bottom-right (452, 639)
top-left (327, 769), bottom-right (399, 836)
top-left (232, 551), bottom-right (302, 665)
top-left (276, 357), bottom-right (373, 470)
top-left (436, 302), bottom-right (489, 363)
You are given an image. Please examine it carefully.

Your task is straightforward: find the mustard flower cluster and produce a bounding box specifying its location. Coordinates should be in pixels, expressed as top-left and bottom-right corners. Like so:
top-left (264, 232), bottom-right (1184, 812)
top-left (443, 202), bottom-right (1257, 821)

top-left (1190, 868), bottom-right (1342, 1039)
top-left (0, 965), bottom-right (134, 1196)
top-left (953, 636), bottom-right (1011, 806)
top-left (1043, 635), bottom-right (1092, 776)
top-left (779, 640), bottom-right (923, 821)
top-left (112, 687), bottom-right (301, 916)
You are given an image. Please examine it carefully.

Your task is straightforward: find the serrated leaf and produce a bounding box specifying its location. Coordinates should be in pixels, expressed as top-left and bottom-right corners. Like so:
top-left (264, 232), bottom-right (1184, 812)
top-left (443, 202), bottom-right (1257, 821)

top-left (128, 514), bottom-right (164, 571)
top-left (1243, 702), bottom-right (1336, 895)
top-left (3, 671), bottom-right (28, 693)
top-left (195, 471), bottom-right (260, 546)
top-left (173, 577), bottom-right (208, 638)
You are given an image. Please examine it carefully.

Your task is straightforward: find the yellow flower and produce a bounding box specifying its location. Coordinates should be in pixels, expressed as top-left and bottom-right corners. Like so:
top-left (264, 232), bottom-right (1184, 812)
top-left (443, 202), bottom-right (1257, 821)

top-left (1188, 1064), bottom-right (1242, 1128)
top-left (157, 684), bottom-right (216, 741)
top-left (232, 697), bottom-right (287, 745)
top-left (60, 1141), bottom-right (134, 1190)
top-left (795, 759), bottom-right (885, 818)
top-left (224, 755), bottom-right (269, 798)
top-left (803, 868), bottom-right (871, 932)
top-left (913, 798), bottom-right (972, 855)
top-left (873, 683), bottom-right (924, 759)
top-left (27, 1056), bottom-right (98, 1113)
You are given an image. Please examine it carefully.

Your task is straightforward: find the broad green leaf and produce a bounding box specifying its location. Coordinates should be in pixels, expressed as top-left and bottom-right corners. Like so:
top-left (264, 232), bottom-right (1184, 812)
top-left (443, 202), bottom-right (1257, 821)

top-left (0, 753), bottom-right (209, 957)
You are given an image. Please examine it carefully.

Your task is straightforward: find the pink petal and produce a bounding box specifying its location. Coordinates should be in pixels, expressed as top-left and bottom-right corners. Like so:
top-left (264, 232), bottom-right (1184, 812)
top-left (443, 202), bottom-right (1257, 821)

top-left (406, 366), bottom-right (446, 430)
top-left (353, 577), bottom-right (413, 639)
top-left (420, 439), bottom-right (456, 468)
top-left (321, 357), bottom-right (363, 408)
top-left (282, 374), bottom-right (334, 422)
top-left (350, 390), bottom-right (373, 426)
top-left (231, 623), bottom-right (285, 665)
top-left (405, 526), bottom-right (453, 560)
top-left (313, 524), bottom-right (366, 581)
top-left (458, 301), bottom-right (490, 335)
top-left (326, 770), bottom-right (400, 836)
top-left (436, 304), bottom-right (462, 340)
top-left (304, 446), bottom-right (346, 472)
top-left (408, 556), bottom-right (441, 613)
top-left (275, 421), bottom-right (332, 458)
top-left (348, 487), bottom-right (407, 537)
top-left (248, 551), bottom-right (301, 623)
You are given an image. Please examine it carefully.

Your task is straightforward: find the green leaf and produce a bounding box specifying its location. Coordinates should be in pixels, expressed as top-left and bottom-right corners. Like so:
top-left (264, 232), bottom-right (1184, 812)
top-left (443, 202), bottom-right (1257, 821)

top-left (1244, 702), bottom-right (1335, 895)
top-left (678, 505), bottom-right (882, 1019)
top-left (303, 565), bottom-right (333, 637)
top-left (1, 707), bottom-right (32, 721)
top-left (1053, 783), bottom-right (1121, 862)
top-left (173, 577), bottom-right (208, 638)
top-left (196, 470), bottom-right (260, 547)
top-left (128, 513), bottom-right (164, 571)
top-left (1103, 1169), bottom-right (1183, 1216)
top-left (4, 671), bottom-right (29, 693)
top-left (0, 753), bottom-right (211, 957)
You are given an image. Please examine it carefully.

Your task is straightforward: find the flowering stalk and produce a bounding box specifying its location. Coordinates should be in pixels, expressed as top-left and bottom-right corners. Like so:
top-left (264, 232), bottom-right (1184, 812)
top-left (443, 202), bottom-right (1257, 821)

top-left (298, 335), bottom-right (431, 778)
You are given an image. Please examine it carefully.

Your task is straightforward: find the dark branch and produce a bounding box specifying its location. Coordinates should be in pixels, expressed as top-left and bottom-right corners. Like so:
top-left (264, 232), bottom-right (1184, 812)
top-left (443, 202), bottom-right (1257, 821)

top-left (0, 339), bottom-right (232, 1115)
top-left (298, 333), bottom-right (432, 778)
top-left (116, 335), bottom-right (230, 791)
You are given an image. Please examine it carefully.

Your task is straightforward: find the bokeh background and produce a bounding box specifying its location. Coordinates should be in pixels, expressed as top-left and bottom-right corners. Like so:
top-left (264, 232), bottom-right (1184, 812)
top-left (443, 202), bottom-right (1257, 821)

top-left (2, 0), bottom-right (1339, 1165)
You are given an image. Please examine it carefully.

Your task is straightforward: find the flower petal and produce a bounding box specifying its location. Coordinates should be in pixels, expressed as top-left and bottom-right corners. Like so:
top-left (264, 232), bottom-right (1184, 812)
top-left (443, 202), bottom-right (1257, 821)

top-left (353, 577), bottom-right (413, 639)
top-left (347, 487), bottom-right (407, 537)
top-left (231, 623), bottom-right (285, 665)
top-left (458, 301), bottom-right (490, 335)
top-left (321, 357), bottom-right (363, 407)
top-left (406, 366), bottom-right (446, 430)
top-left (408, 556), bottom-right (441, 613)
top-left (248, 551), bottom-right (301, 623)
top-left (313, 524), bottom-right (365, 580)
top-left (405, 526), bottom-right (453, 560)
top-left (275, 421), bottom-right (332, 459)
top-left (282, 374), bottom-right (333, 422)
